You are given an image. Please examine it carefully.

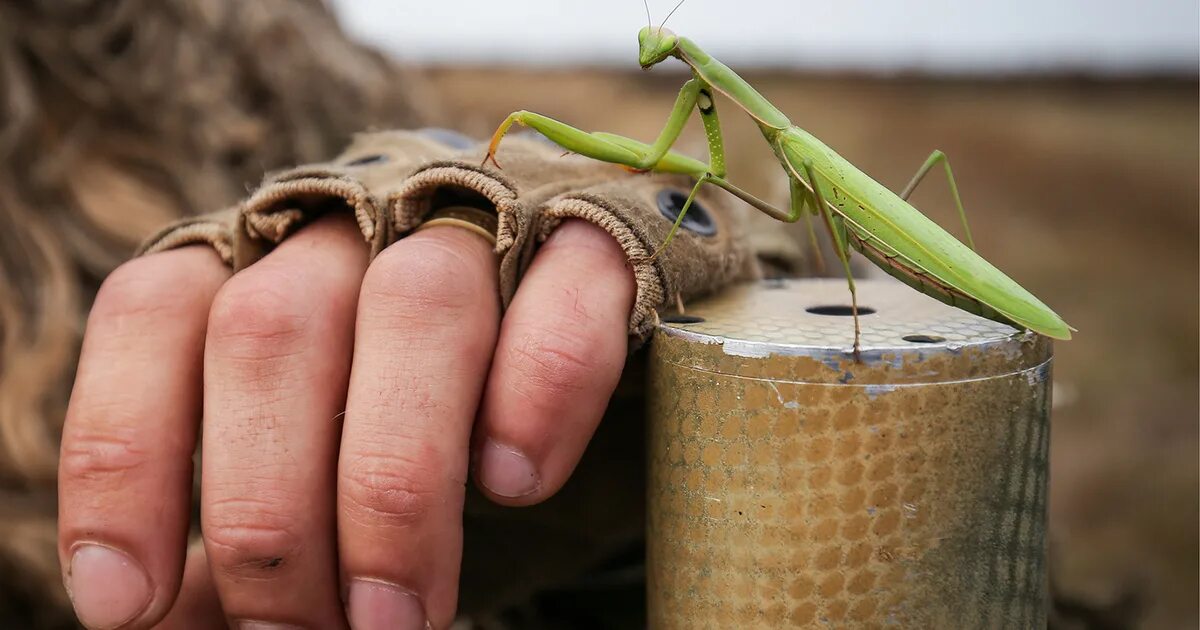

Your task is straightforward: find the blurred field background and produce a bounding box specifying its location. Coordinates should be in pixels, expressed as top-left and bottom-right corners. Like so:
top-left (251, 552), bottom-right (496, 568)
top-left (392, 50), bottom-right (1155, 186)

top-left (0, 0), bottom-right (1196, 627)
top-left (430, 68), bottom-right (1199, 627)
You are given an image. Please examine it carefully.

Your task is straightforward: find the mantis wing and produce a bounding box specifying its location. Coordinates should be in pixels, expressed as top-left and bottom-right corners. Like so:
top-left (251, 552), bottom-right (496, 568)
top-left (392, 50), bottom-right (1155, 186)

top-left (779, 128), bottom-right (1072, 340)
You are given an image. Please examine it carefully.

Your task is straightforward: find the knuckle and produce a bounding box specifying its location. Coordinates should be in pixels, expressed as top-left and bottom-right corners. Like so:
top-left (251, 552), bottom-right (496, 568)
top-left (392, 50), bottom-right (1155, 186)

top-left (207, 267), bottom-right (312, 350)
top-left (91, 257), bottom-right (202, 323)
top-left (59, 422), bottom-right (150, 486)
top-left (339, 450), bottom-right (449, 530)
top-left (505, 325), bottom-right (603, 403)
top-left (360, 238), bottom-right (483, 322)
top-left (203, 497), bottom-right (303, 578)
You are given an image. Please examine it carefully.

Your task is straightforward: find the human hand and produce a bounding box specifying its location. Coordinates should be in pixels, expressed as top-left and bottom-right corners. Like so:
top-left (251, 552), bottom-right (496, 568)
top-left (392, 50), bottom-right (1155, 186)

top-left (57, 211), bottom-right (635, 628)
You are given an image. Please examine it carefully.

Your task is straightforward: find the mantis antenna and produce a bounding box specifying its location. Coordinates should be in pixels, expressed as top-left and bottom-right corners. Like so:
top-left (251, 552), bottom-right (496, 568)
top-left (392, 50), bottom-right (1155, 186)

top-left (659, 0), bottom-right (686, 32)
top-left (643, 0), bottom-right (653, 30)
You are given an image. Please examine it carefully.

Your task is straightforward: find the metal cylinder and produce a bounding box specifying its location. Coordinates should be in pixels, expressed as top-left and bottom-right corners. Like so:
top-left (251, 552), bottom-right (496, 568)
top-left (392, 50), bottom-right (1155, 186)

top-left (647, 278), bottom-right (1052, 629)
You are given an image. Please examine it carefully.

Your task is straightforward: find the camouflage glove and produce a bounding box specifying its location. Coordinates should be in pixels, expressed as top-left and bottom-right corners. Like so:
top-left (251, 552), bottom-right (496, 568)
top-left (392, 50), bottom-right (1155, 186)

top-left (139, 129), bottom-right (761, 342)
top-left (138, 129), bottom-right (462, 267)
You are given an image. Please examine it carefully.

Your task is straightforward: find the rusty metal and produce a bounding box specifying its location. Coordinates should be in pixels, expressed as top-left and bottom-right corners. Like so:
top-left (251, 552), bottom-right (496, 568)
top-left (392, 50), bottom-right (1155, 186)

top-left (647, 278), bottom-right (1052, 629)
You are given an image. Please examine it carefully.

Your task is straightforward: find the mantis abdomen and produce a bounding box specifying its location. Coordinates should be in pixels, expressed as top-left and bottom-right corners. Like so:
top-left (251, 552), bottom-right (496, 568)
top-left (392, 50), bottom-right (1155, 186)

top-left (776, 127), bottom-right (1070, 338)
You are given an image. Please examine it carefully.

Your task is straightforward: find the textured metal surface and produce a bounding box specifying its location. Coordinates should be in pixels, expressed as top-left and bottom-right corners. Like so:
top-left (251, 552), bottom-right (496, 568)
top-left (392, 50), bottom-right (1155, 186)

top-left (647, 278), bottom-right (1052, 629)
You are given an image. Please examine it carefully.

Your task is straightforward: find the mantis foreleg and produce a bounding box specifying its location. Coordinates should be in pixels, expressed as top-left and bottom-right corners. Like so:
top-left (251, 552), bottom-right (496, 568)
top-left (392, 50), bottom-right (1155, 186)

top-left (900, 150), bottom-right (976, 250)
top-left (800, 159), bottom-right (863, 359)
top-left (483, 109), bottom-right (796, 235)
top-left (484, 77), bottom-right (834, 265)
top-left (604, 75), bottom-right (725, 176)
top-left (630, 78), bottom-right (705, 171)
top-left (484, 111), bottom-right (642, 169)
top-left (485, 78), bottom-right (706, 171)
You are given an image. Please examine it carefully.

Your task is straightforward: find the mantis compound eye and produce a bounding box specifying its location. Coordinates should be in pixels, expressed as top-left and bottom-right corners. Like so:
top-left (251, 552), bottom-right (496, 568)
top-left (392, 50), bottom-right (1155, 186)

top-left (657, 189), bottom-right (717, 237)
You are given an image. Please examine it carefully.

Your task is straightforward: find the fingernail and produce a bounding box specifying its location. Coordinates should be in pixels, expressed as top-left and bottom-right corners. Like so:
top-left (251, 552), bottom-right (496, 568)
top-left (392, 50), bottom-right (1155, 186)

top-left (478, 439), bottom-right (539, 498)
top-left (67, 543), bottom-right (152, 629)
top-left (347, 579), bottom-right (428, 630)
top-left (238, 622), bottom-right (304, 630)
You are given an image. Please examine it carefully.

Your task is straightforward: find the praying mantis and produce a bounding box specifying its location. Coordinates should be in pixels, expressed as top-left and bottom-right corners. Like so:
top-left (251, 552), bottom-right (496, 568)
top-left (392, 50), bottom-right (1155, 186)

top-left (483, 1), bottom-right (1073, 354)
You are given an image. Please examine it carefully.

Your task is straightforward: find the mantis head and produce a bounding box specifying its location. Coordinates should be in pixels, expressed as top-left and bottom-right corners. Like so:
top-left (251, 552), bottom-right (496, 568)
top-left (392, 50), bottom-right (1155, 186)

top-left (638, 26), bottom-right (678, 68)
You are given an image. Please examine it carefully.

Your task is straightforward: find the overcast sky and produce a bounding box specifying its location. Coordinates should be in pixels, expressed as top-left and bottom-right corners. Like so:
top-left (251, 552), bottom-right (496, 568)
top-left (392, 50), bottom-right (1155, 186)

top-left (328, 0), bottom-right (1198, 75)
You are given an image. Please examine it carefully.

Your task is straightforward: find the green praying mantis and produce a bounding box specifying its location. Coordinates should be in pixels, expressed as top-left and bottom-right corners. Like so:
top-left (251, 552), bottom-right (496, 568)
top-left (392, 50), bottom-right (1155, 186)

top-left (483, 1), bottom-right (1073, 354)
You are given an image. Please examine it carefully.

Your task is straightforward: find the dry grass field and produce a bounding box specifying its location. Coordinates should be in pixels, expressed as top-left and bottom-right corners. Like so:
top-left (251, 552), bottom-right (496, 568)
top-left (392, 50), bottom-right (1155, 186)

top-left (431, 68), bottom-right (1199, 628)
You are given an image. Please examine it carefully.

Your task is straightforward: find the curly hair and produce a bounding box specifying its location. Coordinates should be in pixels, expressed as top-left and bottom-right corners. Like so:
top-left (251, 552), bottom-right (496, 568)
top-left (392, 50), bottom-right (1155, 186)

top-left (0, 1), bottom-right (435, 623)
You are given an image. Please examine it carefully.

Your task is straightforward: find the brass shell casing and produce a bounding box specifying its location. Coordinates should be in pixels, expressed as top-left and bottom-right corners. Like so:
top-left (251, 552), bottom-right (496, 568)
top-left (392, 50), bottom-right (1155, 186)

top-left (648, 279), bottom-right (1052, 629)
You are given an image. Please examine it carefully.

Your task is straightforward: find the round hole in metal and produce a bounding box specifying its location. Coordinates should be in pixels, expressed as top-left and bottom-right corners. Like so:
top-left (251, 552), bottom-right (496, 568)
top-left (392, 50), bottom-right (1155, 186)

top-left (902, 334), bottom-right (946, 343)
top-left (805, 305), bottom-right (877, 316)
top-left (344, 154), bottom-right (389, 167)
top-left (656, 190), bottom-right (717, 237)
top-left (662, 315), bottom-right (705, 324)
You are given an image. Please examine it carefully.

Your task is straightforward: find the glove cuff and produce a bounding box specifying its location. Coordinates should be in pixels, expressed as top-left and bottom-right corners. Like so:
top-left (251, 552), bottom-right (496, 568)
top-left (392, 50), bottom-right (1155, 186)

top-left (137, 131), bottom-right (761, 342)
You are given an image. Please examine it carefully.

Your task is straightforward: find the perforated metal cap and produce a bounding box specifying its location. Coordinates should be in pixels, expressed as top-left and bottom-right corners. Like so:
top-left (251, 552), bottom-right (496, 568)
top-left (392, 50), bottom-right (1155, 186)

top-left (658, 278), bottom-right (1049, 385)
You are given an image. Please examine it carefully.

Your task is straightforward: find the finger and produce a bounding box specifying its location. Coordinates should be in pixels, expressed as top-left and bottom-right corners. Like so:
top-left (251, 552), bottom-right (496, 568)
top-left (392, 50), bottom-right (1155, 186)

top-left (338, 225), bottom-right (499, 630)
top-left (156, 542), bottom-right (225, 629)
top-left (59, 247), bottom-right (229, 629)
top-left (201, 215), bottom-right (367, 627)
top-left (476, 219), bottom-right (635, 504)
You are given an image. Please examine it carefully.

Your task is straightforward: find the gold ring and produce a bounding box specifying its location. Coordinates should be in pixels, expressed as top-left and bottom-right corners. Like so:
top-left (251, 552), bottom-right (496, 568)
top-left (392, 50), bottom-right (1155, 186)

top-left (415, 205), bottom-right (498, 246)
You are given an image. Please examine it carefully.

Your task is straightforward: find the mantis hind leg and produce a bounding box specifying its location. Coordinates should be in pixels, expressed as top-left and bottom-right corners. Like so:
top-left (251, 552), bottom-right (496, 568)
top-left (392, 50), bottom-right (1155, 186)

top-left (790, 176), bottom-right (826, 273)
top-left (900, 150), bottom-right (976, 250)
top-left (800, 159), bottom-right (863, 360)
